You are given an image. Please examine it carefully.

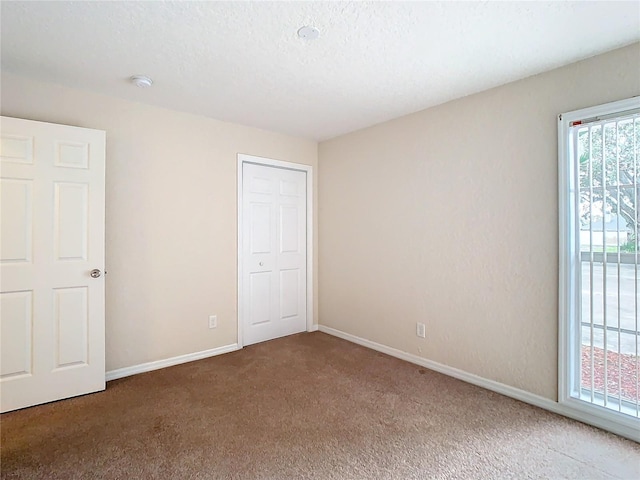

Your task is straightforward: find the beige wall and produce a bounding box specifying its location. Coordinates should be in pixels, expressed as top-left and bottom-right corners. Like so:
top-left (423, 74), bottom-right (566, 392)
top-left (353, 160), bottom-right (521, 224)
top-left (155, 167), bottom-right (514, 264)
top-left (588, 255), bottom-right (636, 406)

top-left (1, 73), bottom-right (318, 371)
top-left (3, 43), bottom-right (638, 397)
top-left (318, 43), bottom-right (640, 400)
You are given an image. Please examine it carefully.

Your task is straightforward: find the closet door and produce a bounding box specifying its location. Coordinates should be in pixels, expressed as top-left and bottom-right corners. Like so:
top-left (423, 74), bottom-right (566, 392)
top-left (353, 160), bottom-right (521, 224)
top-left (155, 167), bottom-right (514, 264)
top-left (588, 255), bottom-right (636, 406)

top-left (242, 161), bottom-right (307, 346)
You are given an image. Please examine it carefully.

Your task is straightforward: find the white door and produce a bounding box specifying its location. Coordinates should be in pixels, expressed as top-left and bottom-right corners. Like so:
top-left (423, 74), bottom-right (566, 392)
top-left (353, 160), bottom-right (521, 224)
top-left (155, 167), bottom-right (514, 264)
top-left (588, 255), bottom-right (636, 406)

top-left (0, 116), bottom-right (106, 413)
top-left (242, 162), bottom-right (307, 346)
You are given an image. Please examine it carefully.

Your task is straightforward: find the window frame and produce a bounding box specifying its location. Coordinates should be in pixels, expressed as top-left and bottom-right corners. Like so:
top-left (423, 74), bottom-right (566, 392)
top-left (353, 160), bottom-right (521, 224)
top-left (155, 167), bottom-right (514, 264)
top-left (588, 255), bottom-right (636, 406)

top-left (558, 96), bottom-right (640, 441)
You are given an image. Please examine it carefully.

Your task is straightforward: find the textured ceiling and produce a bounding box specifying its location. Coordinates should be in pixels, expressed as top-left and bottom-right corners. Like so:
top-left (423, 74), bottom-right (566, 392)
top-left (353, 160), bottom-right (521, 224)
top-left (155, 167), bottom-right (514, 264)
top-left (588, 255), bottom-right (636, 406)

top-left (2, 1), bottom-right (639, 140)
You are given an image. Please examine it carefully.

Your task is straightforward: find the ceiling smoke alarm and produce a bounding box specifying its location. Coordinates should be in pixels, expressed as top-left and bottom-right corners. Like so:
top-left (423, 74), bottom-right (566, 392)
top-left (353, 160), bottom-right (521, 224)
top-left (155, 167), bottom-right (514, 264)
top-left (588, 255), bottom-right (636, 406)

top-left (297, 26), bottom-right (319, 40)
top-left (130, 75), bottom-right (153, 88)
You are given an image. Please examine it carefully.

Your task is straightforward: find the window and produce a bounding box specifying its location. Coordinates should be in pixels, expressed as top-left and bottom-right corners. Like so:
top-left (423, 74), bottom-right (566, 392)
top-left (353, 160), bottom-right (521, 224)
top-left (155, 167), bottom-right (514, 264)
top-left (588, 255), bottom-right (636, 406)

top-left (559, 97), bottom-right (640, 440)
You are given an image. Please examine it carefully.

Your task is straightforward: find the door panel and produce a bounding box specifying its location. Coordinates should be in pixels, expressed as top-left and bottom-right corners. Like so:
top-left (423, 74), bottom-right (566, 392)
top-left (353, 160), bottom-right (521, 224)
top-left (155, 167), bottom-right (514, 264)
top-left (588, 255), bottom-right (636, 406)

top-left (0, 116), bottom-right (105, 413)
top-left (0, 134), bottom-right (33, 164)
top-left (242, 162), bottom-right (307, 346)
top-left (280, 205), bottom-right (299, 253)
top-left (249, 272), bottom-right (272, 325)
top-left (54, 141), bottom-right (89, 169)
top-left (279, 179), bottom-right (299, 196)
top-left (0, 291), bottom-right (33, 378)
top-left (250, 203), bottom-right (272, 254)
top-left (280, 269), bottom-right (300, 319)
top-left (0, 179), bottom-right (33, 262)
top-left (53, 287), bottom-right (88, 368)
top-left (54, 182), bottom-right (88, 261)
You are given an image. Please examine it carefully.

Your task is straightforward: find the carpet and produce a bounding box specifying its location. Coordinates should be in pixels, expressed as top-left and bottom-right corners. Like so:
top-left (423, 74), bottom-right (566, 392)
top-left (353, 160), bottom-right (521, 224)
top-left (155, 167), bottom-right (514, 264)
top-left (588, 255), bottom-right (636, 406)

top-left (1, 332), bottom-right (639, 479)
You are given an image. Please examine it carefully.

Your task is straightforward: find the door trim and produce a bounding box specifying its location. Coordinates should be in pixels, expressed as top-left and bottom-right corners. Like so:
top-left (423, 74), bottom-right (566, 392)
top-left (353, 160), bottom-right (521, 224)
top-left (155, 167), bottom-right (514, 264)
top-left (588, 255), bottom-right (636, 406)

top-left (237, 153), bottom-right (314, 348)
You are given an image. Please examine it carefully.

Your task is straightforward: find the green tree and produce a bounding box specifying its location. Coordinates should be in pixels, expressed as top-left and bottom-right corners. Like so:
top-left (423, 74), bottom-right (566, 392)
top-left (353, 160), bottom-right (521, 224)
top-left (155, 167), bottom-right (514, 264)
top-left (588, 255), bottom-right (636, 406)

top-left (577, 117), bottom-right (639, 251)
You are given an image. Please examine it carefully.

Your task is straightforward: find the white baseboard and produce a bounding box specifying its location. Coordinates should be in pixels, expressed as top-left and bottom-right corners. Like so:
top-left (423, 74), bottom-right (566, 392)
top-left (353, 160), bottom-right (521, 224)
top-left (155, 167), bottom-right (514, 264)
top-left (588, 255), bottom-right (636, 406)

top-left (106, 343), bottom-right (240, 382)
top-left (318, 325), bottom-right (639, 442)
top-left (308, 324), bottom-right (319, 332)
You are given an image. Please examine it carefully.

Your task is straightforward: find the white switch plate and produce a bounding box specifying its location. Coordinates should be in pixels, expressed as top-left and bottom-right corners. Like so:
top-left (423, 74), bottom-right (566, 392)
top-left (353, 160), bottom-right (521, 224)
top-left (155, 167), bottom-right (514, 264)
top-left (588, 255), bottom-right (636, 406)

top-left (416, 322), bottom-right (426, 338)
top-left (209, 315), bottom-right (217, 329)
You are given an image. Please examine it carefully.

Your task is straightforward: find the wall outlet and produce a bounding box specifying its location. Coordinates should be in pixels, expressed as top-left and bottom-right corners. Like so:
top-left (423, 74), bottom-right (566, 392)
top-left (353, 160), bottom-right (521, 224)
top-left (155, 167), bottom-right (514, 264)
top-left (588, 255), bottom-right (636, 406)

top-left (209, 315), bottom-right (217, 329)
top-left (416, 322), bottom-right (426, 338)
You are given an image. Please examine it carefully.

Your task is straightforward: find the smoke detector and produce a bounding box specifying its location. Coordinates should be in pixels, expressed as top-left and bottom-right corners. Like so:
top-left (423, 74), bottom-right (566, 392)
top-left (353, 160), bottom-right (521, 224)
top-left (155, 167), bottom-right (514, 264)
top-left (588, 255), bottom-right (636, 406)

top-left (130, 75), bottom-right (153, 88)
top-left (297, 26), bottom-right (319, 40)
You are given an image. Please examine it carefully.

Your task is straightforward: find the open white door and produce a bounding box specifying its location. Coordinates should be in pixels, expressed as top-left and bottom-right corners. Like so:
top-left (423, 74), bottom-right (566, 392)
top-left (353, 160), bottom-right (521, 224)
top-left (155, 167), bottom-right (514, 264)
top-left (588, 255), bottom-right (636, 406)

top-left (0, 116), bottom-right (106, 413)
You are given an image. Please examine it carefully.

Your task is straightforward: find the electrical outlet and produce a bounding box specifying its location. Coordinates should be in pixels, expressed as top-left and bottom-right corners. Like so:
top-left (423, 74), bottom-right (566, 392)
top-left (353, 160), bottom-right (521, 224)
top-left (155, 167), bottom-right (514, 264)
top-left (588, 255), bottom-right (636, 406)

top-left (209, 315), bottom-right (217, 329)
top-left (416, 322), bottom-right (426, 338)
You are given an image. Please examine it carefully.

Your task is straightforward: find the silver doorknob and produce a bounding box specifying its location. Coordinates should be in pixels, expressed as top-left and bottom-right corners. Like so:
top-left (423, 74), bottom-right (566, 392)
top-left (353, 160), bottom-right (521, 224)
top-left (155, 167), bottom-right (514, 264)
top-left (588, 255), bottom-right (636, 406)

top-left (259, 262), bottom-right (264, 266)
top-left (90, 269), bottom-right (102, 278)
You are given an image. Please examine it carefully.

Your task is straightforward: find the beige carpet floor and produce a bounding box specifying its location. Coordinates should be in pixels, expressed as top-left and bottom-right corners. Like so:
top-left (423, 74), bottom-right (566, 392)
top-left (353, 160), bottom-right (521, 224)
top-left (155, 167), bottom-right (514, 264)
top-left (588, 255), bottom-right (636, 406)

top-left (1, 332), bottom-right (639, 479)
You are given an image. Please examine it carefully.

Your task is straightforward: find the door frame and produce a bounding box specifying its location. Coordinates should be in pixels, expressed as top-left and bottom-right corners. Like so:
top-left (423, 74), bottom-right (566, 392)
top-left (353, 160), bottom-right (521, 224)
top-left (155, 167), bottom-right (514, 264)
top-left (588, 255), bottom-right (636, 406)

top-left (237, 153), bottom-right (314, 349)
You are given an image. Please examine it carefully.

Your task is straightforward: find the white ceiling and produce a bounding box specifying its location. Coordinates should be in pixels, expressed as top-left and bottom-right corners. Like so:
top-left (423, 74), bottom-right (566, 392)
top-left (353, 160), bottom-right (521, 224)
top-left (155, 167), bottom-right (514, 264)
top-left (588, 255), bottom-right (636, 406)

top-left (2, 1), bottom-right (639, 141)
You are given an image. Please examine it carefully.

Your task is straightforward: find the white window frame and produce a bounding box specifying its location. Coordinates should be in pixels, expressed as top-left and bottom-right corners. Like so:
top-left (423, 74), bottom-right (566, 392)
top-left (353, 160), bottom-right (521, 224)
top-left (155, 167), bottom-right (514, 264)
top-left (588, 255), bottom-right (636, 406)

top-left (558, 96), bottom-right (640, 441)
